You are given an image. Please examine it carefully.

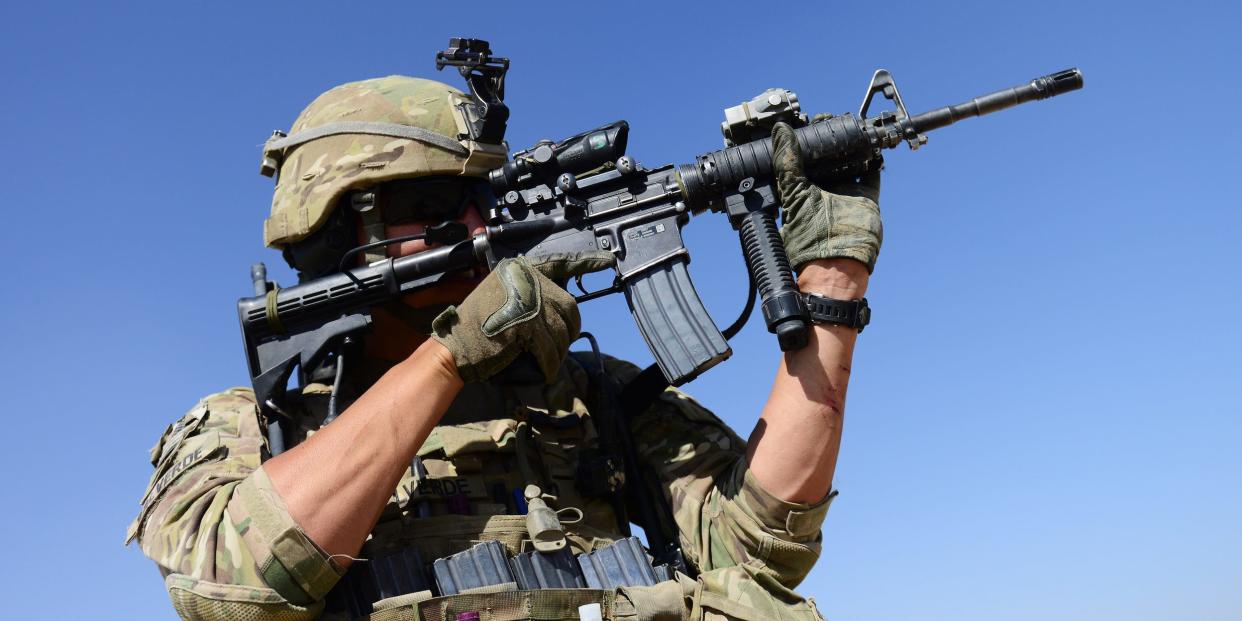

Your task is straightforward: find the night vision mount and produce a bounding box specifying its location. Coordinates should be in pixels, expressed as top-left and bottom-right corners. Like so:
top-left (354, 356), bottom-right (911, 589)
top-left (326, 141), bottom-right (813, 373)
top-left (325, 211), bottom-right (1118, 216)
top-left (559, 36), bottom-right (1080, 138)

top-left (436, 37), bottom-right (510, 145)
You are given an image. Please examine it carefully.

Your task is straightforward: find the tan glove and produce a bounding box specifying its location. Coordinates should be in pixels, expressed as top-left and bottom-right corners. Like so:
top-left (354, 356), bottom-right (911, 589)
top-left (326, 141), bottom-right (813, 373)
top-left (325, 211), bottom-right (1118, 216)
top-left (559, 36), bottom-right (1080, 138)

top-left (772, 120), bottom-right (884, 273)
top-left (431, 252), bottom-right (616, 383)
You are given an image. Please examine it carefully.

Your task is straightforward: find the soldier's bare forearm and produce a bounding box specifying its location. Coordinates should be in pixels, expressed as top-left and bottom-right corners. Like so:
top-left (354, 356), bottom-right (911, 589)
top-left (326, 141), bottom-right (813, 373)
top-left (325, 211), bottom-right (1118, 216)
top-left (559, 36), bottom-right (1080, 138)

top-left (746, 258), bottom-right (868, 504)
top-left (264, 339), bottom-right (462, 562)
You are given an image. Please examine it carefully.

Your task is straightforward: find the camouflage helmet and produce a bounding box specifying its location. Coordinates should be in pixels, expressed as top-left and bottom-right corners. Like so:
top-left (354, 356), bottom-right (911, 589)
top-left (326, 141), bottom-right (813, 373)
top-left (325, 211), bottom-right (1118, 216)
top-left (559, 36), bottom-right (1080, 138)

top-left (260, 75), bottom-right (507, 248)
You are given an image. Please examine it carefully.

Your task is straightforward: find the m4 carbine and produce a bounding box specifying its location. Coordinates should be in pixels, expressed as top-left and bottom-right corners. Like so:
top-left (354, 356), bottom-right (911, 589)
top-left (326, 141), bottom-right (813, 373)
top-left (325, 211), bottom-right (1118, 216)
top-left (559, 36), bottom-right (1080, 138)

top-left (239, 62), bottom-right (1084, 420)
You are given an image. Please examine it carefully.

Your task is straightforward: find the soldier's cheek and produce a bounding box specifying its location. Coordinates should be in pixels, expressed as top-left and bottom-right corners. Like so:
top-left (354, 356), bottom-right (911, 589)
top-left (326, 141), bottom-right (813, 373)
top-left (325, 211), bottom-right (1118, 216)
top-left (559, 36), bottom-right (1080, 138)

top-left (400, 275), bottom-right (483, 308)
top-left (384, 222), bottom-right (430, 257)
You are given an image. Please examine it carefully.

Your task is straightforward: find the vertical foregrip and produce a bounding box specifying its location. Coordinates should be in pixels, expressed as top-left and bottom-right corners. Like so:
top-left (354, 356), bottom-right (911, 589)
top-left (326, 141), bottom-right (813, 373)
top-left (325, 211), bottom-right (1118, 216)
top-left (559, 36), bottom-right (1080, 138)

top-left (623, 258), bottom-right (731, 385)
top-left (738, 210), bottom-right (808, 351)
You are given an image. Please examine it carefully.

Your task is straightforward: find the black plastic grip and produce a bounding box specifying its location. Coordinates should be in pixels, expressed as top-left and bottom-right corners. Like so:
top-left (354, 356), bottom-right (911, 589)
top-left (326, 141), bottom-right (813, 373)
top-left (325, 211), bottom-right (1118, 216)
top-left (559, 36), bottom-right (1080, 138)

top-left (738, 210), bottom-right (808, 351)
top-left (623, 257), bottom-right (731, 385)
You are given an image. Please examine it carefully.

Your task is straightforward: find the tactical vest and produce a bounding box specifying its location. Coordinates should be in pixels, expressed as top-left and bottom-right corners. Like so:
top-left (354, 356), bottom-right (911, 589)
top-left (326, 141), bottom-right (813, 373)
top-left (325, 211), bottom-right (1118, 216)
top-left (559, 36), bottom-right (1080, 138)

top-left (275, 361), bottom-right (652, 620)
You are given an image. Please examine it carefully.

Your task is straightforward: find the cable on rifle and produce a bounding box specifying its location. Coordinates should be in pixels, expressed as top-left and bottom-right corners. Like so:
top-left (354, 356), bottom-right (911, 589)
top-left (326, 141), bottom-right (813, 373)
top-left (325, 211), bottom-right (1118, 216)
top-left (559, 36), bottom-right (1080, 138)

top-left (324, 346), bottom-right (347, 425)
top-left (337, 233), bottom-right (427, 275)
top-left (337, 220), bottom-right (471, 283)
top-left (722, 264), bottom-right (758, 341)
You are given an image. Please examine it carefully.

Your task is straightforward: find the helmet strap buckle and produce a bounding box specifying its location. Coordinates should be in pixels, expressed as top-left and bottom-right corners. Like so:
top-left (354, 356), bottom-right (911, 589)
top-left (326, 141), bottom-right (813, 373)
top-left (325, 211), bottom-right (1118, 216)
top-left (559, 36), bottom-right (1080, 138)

top-left (350, 190), bottom-right (387, 264)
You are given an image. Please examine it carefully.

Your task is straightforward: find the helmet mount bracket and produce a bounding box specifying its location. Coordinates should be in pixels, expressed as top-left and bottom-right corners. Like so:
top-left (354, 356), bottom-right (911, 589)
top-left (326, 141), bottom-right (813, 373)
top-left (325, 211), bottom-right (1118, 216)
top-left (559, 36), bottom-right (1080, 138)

top-left (435, 37), bottom-right (510, 145)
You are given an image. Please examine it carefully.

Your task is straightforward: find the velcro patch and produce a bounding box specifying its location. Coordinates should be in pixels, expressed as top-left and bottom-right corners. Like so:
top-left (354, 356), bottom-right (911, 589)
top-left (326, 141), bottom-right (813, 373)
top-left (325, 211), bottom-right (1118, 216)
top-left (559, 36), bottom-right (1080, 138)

top-left (393, 475), bottom-right (492, 507)
top-left (141, 432), bottom-right (224, 507)
top-left (129, 432), bottom-right (224, 544)
top-left (148, 404), bottom-right (209, 466)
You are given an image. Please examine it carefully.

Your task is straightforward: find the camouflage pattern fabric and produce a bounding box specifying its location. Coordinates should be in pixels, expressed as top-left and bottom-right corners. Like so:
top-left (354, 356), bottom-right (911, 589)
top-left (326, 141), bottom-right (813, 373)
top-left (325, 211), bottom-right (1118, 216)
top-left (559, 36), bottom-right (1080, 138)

top-left (262, 76), bottom-right (506, 248)
top-left (127, 388), bottom-right (342, 620)
top-left (607, 357), bottom-right (832, 621)
top-left (130, 358), bottom-right (831, 620)
top-left (771, 120), bottom-right (883, 274)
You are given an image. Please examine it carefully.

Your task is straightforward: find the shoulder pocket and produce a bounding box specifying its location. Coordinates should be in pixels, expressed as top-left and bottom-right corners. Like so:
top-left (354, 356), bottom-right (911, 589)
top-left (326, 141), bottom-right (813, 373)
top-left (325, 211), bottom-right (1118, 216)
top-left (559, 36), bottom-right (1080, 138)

top-left (128, 431), bottom-right (226, 544)
top-left (148, 403), bottom-right (210, 467)
top-left (128, 391), bottom-right (261, 546)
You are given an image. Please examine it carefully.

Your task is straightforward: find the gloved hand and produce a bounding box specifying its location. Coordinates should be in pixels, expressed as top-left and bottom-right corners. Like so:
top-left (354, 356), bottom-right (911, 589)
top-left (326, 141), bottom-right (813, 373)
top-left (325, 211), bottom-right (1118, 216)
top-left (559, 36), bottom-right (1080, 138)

top-left (771, 120), bottom-right (884, 273)
top-left (431, 252), bottom-right (616, 383)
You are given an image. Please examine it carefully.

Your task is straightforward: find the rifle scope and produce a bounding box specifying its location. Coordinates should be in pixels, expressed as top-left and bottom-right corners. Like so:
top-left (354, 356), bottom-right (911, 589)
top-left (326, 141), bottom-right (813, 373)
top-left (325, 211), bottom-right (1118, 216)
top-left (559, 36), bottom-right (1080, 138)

top-left (489, 121), bottom-right (629, 198)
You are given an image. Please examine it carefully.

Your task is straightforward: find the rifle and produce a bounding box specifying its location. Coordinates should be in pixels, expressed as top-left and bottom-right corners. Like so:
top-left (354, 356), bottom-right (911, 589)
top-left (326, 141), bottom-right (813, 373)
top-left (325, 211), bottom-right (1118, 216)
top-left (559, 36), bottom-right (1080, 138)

top-left (238, 38), bottom-right (1082, 573)
top-left (239, 53), bottom-right (1082, 415)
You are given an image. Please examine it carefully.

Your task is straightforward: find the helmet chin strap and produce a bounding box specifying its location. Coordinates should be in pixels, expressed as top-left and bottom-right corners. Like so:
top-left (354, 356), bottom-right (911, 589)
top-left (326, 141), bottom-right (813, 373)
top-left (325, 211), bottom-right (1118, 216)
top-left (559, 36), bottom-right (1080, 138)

top-left (346, 181), bottom-right (477, 266)
top-left (349, 190), bottom-right (389, 265)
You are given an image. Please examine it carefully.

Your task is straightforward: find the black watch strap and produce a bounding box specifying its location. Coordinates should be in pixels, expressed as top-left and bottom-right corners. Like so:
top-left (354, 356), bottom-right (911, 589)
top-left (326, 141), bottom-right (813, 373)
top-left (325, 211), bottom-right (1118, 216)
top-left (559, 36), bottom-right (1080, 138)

top-left (800, 293), bottom-right (870, 332)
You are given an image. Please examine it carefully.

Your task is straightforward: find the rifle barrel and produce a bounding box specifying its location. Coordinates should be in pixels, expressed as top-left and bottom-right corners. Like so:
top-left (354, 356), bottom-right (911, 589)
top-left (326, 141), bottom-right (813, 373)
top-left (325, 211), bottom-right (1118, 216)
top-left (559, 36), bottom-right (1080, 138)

top-left (908, 68), bottom-right (1083, 134)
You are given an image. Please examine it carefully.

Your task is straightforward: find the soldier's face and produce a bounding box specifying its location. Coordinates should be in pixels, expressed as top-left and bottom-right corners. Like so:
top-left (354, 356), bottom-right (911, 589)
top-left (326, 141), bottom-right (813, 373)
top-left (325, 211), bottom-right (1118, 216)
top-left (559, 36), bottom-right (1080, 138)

top-left (381, 204), bottom-right (489, 307)
top-left (358, 203), bottom-right (489, 353)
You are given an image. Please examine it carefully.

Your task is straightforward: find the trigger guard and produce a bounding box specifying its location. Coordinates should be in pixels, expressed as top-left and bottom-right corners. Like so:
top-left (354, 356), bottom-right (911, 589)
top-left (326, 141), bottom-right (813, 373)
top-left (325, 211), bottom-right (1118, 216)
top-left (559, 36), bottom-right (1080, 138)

top-left (572, 274), bottom-right (622, 303)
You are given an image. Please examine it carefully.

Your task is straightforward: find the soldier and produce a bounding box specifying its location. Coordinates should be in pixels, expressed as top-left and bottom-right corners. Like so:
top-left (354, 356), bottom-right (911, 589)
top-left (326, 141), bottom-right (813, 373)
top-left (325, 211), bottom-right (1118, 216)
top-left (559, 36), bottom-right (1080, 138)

top-left (128, 72), bottom-right (882, 620)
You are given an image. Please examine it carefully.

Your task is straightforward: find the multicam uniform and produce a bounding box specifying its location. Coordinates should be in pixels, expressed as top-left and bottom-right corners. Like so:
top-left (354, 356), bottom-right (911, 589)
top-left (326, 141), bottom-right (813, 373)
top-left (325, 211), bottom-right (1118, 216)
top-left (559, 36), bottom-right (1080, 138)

top-left (128, 69), bottom-right (863, 621)
top-left (128, 357), bottom-right (832, 621)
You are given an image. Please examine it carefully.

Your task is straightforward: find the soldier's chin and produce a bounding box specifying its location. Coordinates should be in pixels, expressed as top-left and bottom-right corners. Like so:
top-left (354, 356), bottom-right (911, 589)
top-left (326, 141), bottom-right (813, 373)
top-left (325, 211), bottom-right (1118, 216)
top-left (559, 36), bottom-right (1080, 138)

top-left (402, 269), bottom-right (483, 307)
top-left (376, 300), bottom-right (451, 336)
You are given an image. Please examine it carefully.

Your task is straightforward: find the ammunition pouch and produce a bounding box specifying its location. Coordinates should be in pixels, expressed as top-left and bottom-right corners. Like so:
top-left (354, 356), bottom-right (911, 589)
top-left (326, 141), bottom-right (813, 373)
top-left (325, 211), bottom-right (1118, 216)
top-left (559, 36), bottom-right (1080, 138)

top-left (326, 515), bottom-right (627, 617)
top-left (365, 581), bottom-right (685, 621)
top-left (330, 535), bottom-right (686, 620)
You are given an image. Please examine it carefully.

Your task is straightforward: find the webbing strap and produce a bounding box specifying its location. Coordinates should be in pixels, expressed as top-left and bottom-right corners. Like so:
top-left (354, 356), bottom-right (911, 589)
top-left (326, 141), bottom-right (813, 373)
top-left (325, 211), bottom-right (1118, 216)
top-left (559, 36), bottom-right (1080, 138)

top-left (264, 286), bottom-right (285, 335)
top-left (234, 471), bottom-right (341, 604)
top-left (417, 589), bottom-right (615, 621)
top-left (369, 590), bottom-right (434, 621)
top-left (618, 364), bottom-right (669, 419)
top-left (264, 121), bottom-right (469, 158)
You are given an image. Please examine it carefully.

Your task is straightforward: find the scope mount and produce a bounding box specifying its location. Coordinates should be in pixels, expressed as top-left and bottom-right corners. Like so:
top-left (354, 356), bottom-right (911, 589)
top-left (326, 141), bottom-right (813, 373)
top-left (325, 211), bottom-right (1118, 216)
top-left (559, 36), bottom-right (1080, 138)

top-left (436, 37), bottom-right (510, 145)
top-left (720, 88), bottom-right (808, 147)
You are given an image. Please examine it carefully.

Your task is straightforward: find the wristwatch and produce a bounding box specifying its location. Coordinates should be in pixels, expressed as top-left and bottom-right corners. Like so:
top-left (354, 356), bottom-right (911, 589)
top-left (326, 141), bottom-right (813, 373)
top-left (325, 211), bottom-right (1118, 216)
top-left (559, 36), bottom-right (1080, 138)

top-left (800, 293), bottom-right (870, 332)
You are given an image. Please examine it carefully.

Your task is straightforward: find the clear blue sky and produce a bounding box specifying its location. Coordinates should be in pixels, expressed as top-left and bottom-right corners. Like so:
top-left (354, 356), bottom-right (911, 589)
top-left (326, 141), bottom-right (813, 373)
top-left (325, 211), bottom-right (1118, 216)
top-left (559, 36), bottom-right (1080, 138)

top-left (1, 2), bottom-right (1238, 619)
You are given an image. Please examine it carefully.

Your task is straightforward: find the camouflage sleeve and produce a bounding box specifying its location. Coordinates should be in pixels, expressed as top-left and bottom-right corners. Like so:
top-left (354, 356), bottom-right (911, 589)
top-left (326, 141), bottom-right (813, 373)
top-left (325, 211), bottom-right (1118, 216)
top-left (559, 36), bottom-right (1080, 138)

top-left (605, 358), bottom-right (832, 621)
top-left (127, 389), bottom-right (342, 621)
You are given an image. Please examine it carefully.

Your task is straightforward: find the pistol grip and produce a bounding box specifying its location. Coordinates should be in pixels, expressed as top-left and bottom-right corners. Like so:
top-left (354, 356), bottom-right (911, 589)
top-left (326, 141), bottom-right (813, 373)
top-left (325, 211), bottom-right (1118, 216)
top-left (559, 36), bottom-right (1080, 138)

top-left (623, 257), bottom-right (731, 385)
